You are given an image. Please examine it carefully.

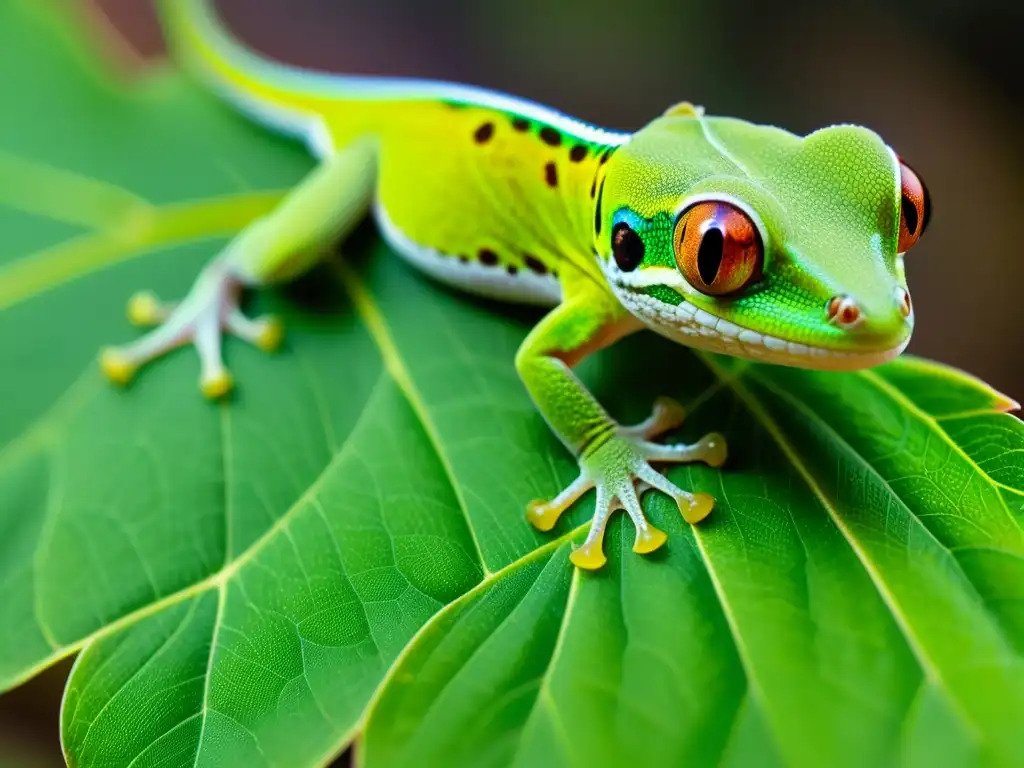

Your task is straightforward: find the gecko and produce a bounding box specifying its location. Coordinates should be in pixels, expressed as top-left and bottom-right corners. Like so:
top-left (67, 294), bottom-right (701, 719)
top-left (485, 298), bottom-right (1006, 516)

top-left (100, 0), bottom-right (930, 570)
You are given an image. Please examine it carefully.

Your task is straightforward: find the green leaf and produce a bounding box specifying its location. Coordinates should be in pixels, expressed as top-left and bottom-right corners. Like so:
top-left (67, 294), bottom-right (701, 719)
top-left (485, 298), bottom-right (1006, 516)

top-left (1, 3), bottom-right (1022, 767)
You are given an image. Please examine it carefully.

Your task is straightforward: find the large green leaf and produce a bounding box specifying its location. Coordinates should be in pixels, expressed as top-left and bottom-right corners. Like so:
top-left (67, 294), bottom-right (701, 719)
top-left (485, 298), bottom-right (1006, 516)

top-left (1, 3), bottom-right (1022, 766)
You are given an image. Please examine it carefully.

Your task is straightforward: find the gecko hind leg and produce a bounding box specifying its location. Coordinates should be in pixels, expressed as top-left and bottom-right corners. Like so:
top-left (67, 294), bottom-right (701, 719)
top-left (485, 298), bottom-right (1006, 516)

top-left (99, 138), bottom-right (377, 398)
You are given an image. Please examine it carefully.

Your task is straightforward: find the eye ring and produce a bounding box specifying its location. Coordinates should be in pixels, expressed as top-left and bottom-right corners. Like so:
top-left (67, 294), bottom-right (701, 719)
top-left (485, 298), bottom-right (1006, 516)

top-left (672, 200), bottom-right (764, 296)
top-left (897, 158), bottom-right (931, 252)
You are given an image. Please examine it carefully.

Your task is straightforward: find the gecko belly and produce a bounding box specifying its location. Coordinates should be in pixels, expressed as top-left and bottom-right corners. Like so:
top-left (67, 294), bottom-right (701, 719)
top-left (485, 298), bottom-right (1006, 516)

top-left (372, 202), bottom-right (562, 307)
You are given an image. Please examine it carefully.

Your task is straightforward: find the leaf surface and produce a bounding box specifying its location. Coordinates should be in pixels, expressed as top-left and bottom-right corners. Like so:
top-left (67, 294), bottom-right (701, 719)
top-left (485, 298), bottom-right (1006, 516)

top-left (1, 3), bottom-right (1022, 767)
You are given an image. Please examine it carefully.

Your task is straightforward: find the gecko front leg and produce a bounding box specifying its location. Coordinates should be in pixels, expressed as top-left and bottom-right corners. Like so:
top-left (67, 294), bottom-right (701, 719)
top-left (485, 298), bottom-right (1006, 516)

top-left (101, 137), bottom-right (377, 396)
top-left (516, 287), bottom-right (727, 570)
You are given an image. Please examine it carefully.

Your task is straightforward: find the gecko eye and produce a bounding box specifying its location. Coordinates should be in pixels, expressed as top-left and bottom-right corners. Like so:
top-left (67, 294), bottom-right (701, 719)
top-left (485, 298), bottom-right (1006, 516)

top-left (897, 159), bottom-right (931, 252)
top-left (612, 222), bottom-right (645, 271)
top-left (673, 201), bottom-right (763, 296)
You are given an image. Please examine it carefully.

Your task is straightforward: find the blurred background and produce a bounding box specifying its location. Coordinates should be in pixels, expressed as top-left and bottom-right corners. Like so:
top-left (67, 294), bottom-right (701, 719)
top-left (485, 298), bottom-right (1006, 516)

top-left (2, 0), bottom-right (1021, 764)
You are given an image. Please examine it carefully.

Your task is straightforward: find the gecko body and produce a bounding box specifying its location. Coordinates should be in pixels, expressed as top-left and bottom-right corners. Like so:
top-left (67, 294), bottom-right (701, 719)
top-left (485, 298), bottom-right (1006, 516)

top-left (102, 0), bottom-right (930, 569)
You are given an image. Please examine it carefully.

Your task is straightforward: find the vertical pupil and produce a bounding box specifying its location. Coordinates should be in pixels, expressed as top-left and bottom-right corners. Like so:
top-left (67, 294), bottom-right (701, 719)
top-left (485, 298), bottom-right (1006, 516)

top-left (697, 227), bottom-right (724, 285)
top-left (902, 194), bottom-right (919, 235)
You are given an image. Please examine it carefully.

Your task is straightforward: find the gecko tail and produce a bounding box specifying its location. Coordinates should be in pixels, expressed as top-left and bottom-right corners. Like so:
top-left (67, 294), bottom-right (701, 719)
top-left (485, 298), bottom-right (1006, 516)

top-left (156, 0), bottom-right (627, 155)
top-left (156, 0), bottom-right (345, 155)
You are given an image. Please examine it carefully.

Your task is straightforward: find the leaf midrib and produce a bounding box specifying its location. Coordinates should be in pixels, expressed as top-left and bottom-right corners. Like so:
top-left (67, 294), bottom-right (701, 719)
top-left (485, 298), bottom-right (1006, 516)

top-left (330, 259), bottom-right (491, 575)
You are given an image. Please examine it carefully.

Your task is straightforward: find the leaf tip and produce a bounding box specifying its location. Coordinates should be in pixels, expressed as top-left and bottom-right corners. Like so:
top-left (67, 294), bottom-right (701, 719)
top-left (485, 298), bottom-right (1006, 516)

top-left (995, 392), bottom-right (1021, 414)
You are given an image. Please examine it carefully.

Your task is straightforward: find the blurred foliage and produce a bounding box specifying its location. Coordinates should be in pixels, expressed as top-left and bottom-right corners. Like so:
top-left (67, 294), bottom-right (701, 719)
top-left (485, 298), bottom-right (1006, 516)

top-left (2, 1), bottom-right (1024, 767)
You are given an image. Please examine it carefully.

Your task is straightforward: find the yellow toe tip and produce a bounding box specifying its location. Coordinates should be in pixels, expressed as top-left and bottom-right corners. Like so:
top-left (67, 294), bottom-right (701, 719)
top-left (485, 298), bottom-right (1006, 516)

top-left (127, 291), bottom-right (161, 326)
top-left (700, 433), bottom-right (728, 468)
top-left (633, 525), bottom-right (668, 554)
top-left (201, 371), bottom-right (234, 400)
top-left (255, 317), bottom-right (284, 352)
top-left (680, 492), bottom-right (715, 524)
top-left (99, 348), bottom-right (136, 386)
top-left (654, 396), bottom-right (686, 423)
top-left (569, 544), bottom-right (607, 571)
top-left (526, 499), bottom-right (560, 532)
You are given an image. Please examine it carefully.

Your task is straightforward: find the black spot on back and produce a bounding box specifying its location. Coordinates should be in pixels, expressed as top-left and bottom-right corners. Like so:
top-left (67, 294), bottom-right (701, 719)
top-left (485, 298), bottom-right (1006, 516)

top-left (478, 249), bottom-right (499, 265)
top-left (524, 254), bottom-right (548, 275)
top-left (544, 162), bottom-right (558, 188)
top-left (474, 122), bottom-right (494, 144)
top-left (540, 127), bottom-right (562, 146)
top-left (697, 228), bottom-right (724, 285)
top-left (569, 145), bottom-right (588, 162)
top-left (598, 147), bottom-right (615, 165)
top-left (506, 265), bottom-right (518, 276)
top-left (512, 117), bottom-right (530, 132)
top-left (594, 179), bottom-right (605, 236)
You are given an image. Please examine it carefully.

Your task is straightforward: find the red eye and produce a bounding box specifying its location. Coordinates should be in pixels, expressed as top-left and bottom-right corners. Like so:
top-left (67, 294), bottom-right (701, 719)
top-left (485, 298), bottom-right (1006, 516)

top-left (673, 201), bottom-right (763, 296)
top-left (898, 159), bottom-right (931, 252)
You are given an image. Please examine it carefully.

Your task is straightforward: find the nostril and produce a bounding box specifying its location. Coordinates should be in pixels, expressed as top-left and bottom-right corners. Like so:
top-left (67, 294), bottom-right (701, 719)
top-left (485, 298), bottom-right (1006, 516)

top-left (896, 287), bottom-right (912, 318)
top-left (826, 295), bottom-right (863, 328)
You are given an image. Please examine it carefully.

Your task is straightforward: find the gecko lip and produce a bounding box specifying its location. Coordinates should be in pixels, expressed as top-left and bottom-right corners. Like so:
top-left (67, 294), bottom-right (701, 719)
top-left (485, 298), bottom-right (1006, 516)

top-left (603, 264), bottom-right (911, 371)
top-left (649, 317), bottom-right (911, 371)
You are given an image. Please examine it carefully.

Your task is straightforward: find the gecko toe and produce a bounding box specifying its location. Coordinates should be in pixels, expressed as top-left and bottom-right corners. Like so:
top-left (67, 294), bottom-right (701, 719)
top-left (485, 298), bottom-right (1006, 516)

top-left (99, 347), bottom-right (137, 386)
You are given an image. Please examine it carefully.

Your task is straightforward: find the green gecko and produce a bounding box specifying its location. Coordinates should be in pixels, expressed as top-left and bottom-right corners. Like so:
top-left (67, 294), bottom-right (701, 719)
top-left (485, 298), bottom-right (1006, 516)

top-left (101, 0), bottom-right (930, 570)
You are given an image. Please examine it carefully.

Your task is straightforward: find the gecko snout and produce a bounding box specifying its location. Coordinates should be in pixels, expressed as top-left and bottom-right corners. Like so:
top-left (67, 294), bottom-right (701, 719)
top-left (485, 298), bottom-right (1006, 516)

top-left (826, 289), bottom-right (914, 349)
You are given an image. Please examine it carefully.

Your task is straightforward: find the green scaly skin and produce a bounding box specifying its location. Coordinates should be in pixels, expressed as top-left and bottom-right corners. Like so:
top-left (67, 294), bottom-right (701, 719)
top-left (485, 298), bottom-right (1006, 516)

top-left (100, 0), bottom-right (927, 569)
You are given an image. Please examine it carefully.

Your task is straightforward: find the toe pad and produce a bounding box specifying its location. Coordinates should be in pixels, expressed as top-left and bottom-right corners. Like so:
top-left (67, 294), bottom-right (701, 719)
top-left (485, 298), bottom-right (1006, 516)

top-left (100, 348), bottom-right (136, 386)
top-left (679, 492), bottom-right (715, 524)
top-left (570, 542), bottom-right (607, 570)
top-left (201, 371), bottom-right (234, 400)
top-left (127, 291), bottom-right (163, 326)
top-left (255, 317), bottom-right (284, 352)
top-left (633, 524), bottom-right (667, 554)
top-left (526, 499), bottom-right (560, 532)
top-left (699, 433), bottom-right (728, 468)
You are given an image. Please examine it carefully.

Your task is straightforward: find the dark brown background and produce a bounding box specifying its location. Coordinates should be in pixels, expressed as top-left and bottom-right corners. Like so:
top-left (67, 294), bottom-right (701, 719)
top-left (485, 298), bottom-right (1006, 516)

top-left (2, 0), bottom-right (1021, 764)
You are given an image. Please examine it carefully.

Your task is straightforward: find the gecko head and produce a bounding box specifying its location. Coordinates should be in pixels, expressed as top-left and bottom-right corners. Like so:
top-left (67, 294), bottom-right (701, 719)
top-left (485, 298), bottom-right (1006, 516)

top-left (594, 108), bottom-right (929, 370)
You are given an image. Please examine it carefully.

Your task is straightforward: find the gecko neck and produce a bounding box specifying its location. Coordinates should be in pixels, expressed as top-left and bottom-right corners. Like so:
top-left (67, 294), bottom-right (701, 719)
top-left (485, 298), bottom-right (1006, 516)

top-left (534, 132), bottom-right (624, 284)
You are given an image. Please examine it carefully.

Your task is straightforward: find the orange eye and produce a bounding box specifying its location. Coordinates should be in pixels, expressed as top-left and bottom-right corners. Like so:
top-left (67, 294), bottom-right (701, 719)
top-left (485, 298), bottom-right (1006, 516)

top-left (898, 159), bottom-right (931, 252)
top-left (673, 201), bottom-right (763, 296)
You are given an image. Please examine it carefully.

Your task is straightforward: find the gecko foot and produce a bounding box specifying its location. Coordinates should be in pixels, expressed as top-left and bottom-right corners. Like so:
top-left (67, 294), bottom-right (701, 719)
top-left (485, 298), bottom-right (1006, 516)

top-left (526, 397), bottom-right (727, 570)
top-left (99, 257), bottom-right (283, 398)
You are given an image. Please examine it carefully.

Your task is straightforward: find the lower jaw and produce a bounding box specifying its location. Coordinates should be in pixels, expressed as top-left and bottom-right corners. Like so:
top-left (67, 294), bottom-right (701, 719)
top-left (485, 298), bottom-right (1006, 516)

top-left (653, 326), bottom-right (912, 372)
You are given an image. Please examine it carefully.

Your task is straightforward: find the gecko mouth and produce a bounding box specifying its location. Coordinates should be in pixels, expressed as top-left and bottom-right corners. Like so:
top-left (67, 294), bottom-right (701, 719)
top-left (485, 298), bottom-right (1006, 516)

top-left (603, 263), bottom-right (911, 371)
